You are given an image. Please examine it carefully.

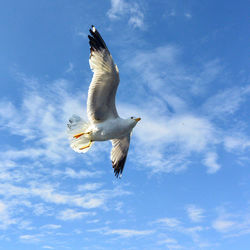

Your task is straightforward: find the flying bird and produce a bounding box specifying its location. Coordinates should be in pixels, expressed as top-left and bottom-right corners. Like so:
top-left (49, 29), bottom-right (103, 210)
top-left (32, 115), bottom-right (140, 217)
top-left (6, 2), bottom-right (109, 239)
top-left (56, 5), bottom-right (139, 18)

top-left (67, 25), bottom-right (141, 178)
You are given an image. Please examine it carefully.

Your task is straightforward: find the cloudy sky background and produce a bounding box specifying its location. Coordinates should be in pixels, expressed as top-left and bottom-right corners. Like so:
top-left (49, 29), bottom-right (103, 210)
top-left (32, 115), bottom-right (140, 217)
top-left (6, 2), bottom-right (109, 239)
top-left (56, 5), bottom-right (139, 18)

top-left (0, 0), bottom-right (249, 249)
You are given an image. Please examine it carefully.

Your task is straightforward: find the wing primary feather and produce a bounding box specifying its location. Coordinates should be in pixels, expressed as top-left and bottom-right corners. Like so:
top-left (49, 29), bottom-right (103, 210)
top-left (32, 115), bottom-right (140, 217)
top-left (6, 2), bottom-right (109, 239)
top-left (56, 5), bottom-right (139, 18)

top-left (112, 155), bottom-right (127, 178)
top-left (111, 135), bottom-right (130, 178)
top-left (88, 26), bottom-right (110, 53)
top-left (89, 40), bottom-right (98, 51)
top-left (88, 35), bottom-right (103, 51)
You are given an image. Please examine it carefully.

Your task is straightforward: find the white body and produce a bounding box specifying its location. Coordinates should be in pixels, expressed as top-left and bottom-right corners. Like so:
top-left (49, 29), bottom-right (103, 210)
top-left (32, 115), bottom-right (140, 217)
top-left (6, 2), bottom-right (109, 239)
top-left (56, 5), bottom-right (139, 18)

top-left (88, 118), bottom-right (136, 141)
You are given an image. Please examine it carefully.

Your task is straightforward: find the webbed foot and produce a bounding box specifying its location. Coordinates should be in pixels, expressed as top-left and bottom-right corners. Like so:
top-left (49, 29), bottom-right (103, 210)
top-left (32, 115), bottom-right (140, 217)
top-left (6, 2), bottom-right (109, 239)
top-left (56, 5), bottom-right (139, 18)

top-left (73, 131), bottom-right (91, 139)
top-left (79, 140), bottom-right (92, 150)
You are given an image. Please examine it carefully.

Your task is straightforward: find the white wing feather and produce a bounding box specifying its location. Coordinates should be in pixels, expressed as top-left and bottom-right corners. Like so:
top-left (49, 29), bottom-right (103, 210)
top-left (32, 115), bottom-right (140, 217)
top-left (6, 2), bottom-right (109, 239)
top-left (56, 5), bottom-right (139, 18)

top-left (111, 135), bottom-right (130, 177)
top-left (87, 26), bottom-right (120, 123)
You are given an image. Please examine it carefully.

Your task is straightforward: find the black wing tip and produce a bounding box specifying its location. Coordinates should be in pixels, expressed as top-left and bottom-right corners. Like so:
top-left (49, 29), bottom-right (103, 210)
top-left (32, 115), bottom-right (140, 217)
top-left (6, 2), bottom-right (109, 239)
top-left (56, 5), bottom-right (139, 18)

top-left (88, 25), bottom-right (109, 54)
top-left (112, 156), bottom-right (127, 178)
top-left (89, 25), bottom-right (96, 34)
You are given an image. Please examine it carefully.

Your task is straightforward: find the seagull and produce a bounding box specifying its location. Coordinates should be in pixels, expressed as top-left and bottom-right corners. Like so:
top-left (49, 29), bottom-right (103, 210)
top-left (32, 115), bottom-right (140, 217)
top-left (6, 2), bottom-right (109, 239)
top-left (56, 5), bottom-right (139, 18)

top-left (67, 25), bottom-right (141, 178)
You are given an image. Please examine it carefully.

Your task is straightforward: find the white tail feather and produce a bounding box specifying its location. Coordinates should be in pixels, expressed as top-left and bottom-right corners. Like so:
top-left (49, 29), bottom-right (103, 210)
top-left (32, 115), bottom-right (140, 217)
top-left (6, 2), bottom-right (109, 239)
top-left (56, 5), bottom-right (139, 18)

top-left (67, 115), bottom-right (94, 153)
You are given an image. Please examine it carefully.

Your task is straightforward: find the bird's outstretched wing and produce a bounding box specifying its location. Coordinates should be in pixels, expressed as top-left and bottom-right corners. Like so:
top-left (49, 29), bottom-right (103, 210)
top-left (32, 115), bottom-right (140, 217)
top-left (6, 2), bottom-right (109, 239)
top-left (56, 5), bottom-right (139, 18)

top-left (87, 25), bottom-right (120, 123)
top-left (111, 135), bottom-right (130, 178)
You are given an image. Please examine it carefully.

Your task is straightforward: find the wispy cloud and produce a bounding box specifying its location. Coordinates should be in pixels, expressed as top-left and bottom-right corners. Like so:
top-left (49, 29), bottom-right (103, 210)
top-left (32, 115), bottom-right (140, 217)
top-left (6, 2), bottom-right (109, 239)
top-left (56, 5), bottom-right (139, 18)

top-left (0, 201), bottom-right (16, 229)
top-left (0, 181), bottom-right (131, 211)
top-left (106, 228), bottom-right (154, 237)
top-left (120, 103), bottom-right (217, 174)
top-left (88, 226), bottom-right (154, 238)
top-left (57, 209), bottom-right (94, 220)
top-left (19, 233), bottom-right (43, 242)
top-left (185, 13), bottom-right (192, 19)
top-left (158, 237), bottom-right (180, 249)
top-left (212, 218), bottom-right (235, 233)
top-left (203, 152), bottom-right (221, 174)
top-left (224, 135), bottom-right (250, 152)
top-left (154, 217), bottom-right (181, 227)
top-left (202, 85), bottom-right (250, 117)
top-left (126, 45), bottom-right (222, 98)
top-left (62, 168), bottom-right (102, 179)
top-left (107, 0), bottom-right (145, 29)
top-left (77, 182), bottom-right (103, 191)
top-left (0, 77), bottom-right (82, 164)
top-left (107, 0), bottom-right (126, 19)
top-left (40, 224), bottom-right (61, 230)
top-left (186, 205), bottom-right (205, 222)
top-left (154, 216), bottom-right (207, 246)
top-left (212, 206), bottom-right (250, 237)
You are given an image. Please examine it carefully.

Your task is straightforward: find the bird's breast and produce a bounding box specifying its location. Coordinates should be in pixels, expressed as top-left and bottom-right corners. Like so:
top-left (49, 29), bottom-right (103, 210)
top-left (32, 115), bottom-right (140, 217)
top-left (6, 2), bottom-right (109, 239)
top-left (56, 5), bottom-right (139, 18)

top-left (90, 120), bottom-right (130, 141)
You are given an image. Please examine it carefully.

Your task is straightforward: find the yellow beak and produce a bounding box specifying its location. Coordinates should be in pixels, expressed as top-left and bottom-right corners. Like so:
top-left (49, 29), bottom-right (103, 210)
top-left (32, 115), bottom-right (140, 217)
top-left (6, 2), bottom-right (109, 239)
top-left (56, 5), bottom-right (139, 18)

top-left (135, 117), bottom-right (141, 122)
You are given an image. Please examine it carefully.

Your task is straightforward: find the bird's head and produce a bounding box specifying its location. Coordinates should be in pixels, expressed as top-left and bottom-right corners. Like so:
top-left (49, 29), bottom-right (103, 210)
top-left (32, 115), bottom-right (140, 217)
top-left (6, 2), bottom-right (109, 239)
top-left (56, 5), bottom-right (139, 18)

top-left (127, 116), bottom-right (141, 128)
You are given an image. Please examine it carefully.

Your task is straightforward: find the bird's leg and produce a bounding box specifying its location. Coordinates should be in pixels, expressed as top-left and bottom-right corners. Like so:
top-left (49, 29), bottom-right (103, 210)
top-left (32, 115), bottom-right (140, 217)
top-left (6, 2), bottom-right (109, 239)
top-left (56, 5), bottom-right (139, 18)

top-left (73, 131), bottom-right (91, 139)
top-left (79, 140), bottom-right (92, 150)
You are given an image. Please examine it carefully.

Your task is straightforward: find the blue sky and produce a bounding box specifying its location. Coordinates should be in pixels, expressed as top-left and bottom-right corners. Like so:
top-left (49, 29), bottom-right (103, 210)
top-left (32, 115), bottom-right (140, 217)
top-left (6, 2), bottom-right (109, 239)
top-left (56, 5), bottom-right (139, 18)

top-left (0, 0), bottom-right (250, 249)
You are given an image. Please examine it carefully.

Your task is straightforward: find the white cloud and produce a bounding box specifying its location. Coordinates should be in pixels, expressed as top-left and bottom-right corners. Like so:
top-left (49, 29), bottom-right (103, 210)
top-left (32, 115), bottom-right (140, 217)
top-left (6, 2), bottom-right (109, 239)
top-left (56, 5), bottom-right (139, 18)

top-left (77, 182), bottom-right (103, 191)
top-left (57, 209), bottom-right (94, 220)
top-left (86, 219), bottom-right (99, 224)
top-left (19, 234), bottom-right (42, 242)
top-left (40, 224), bottom-right (61, 230)
top-left (0, 201), bottom-right (16, 229)
top-left (211, 207), bottom-right (250, 237)
top-left (203, 152), bottom-right (221, 174)
top-left (185, 13), bottom-right (192, 19)
top-left (33, 203), bottom-right (52, 216)
top-left (17, 220), bottom-right (34, 230)
top-left (212, 219), bottom-right (235, 232)
top-left (155, 217), bottom-right (181, 227)
top-left (51, 168), bottom-right (103, 181)
top-left (106, 228), bottom-right (154, 237)
top-left (29, 184), bottom-right (104, 209)
top-left (128, 3), bottom-right (144, 28)
top-left (107, 0), bottom-right (127, 19)
top-left (122, 102), bottom-right (217, 174)
top-left (134, 112), bottom-right (215, 152)
top-left (0, 181), bottom-right (131, 213)
top-left (159, 238), bottom-right (177, 244)
top-left (224, 135), bottom-right (250, 151)
top-left (0, 78), bottom-right (84, 164)
top-left (186, 205), bottom-right (205, 222)
top-left (89, 227), bottom-right (154, 238)
top-left (127, 46), bottom-right (222, 99)
top-left (153, 216), bottom-right (206, 246)
top-left (202, 85), bottom-right (250, 117)
top-left (190, 59), bottom-right (223, 95)
top-left (107, 0), bottom-right (144, 29)
top-left (63, 168), bottom-right (101, 179)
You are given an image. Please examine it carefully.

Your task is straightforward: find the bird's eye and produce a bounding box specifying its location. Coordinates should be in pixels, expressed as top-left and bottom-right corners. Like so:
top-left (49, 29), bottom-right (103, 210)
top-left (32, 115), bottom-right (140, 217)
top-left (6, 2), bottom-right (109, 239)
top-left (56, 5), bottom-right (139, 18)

top-left (130, 116), bottom-right (134, 119)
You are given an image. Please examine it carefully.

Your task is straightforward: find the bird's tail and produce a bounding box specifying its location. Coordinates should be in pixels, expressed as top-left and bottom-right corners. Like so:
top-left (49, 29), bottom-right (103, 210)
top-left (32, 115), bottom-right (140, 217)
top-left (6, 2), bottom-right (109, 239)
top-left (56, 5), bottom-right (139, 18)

top-left (67, 115), bottom-right (94, 153)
